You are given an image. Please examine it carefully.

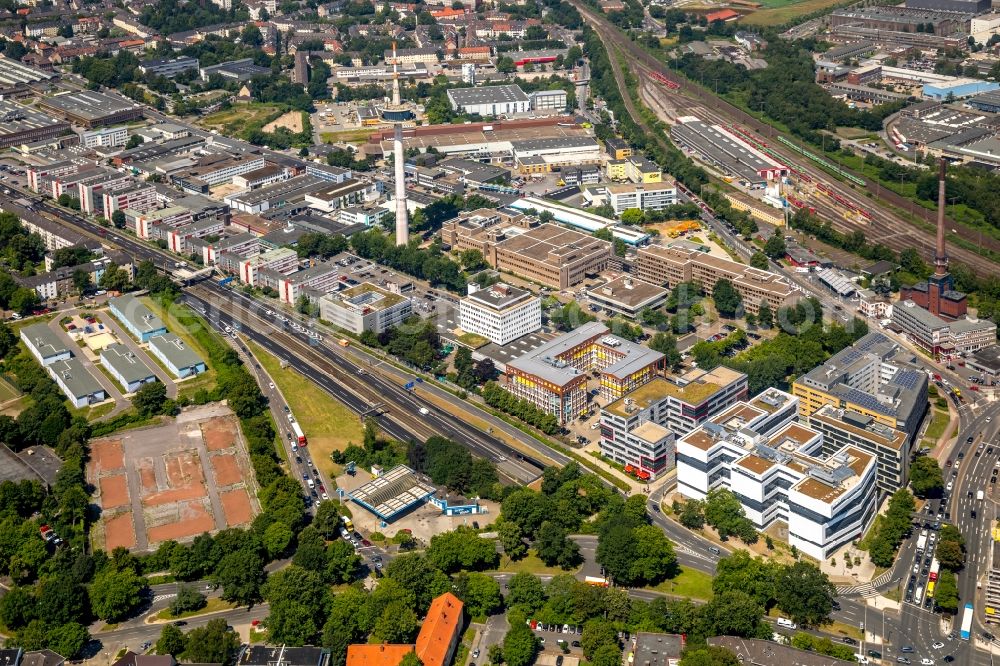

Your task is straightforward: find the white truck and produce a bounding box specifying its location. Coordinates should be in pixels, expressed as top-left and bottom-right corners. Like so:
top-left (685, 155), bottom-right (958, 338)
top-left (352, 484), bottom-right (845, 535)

top-left (916, 529), bottom-right (928, 552)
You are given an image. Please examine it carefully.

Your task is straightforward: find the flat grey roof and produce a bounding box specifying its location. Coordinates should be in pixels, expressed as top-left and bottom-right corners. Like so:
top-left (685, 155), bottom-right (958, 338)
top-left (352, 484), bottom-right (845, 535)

top-left (671, 118), bottom-right (776, 184)
top-left (0, 55), bottom-right (55, 85)
top-left (148, 333), bottom-right (204, 369)
top-left (448, 84), bottom-right (530, 106)
top-left (101, 343), bottom-right (156, 384)
top-left (41, 91), bottom-right (139, 121)
top-left (0, 100), bottom-right (67, 141)
top-left (511, 136), bottom-right (599, 152)
top-left (229, 174), bottom-right (327, 206)
top-left (465, 283), bottom-right (534, 311)
top-left (49, 357), bottom-right (104, 399)
top-left (108, 294), bottom-right (166, 336)
top-left (20, 322), bottom-right (69, 359)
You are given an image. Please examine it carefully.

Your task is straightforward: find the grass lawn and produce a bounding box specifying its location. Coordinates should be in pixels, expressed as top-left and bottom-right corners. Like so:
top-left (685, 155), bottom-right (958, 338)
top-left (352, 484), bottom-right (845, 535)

top-left (856, 513), bottom-right (882, 552)
top-left (248, 341), bottom-right (364, 479)
top-left (81, 401), bottom-right (116, 421)
top-left (740, 0), bottom-right (846, 25)
top-left (650, 566), bottom-right (714, 600)
top-left (320, 129), bottom-right (377, 144)
top-left (924, 409), bottom-right (950, 441)
top-left (456, 332), bottom-right (490, 349)
top-left (155, 597), bottom-right (236, 621)
top-left (0, 376), bottom-right (21, 402)
top-left (495, 551), bottom-right (580, 575)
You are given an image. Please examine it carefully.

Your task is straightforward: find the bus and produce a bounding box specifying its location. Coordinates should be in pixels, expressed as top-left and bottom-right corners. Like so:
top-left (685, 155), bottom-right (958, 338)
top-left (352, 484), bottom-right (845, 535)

top-left (961, 603), bottom-right (974, 640)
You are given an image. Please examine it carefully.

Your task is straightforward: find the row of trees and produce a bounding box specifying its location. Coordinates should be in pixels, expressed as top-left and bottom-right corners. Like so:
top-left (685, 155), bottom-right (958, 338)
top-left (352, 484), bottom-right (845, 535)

top-left (482, 381), bottom-right (560, 435)
top-left (865, 490), bottom-right (915, 567)
top-left (349, 230), bottom-right (466, 293)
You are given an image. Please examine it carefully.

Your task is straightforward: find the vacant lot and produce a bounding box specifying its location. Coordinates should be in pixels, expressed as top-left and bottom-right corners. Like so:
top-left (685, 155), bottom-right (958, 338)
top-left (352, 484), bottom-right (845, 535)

top-left (198, 103), bottom-right (284, 135)
top-left (249, 341), bottom-right (363, 479)
top-left (263, 111), bottom-right (304, 133)
top-left (0, 376), bottom-right (21, 403)
top-left (88, 404), bottom-right (259, 552)
top-left (741, 0), bottom-right (842, 24)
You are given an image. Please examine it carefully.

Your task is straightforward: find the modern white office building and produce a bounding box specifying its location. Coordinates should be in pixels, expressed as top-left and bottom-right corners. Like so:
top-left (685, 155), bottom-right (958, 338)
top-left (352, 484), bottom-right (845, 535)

top-left (675, 390), bottom-right (879, 560)
top-left (319, 282), bottom-right (413, 335)
top-left (458, 283), bottom-right (541, 345)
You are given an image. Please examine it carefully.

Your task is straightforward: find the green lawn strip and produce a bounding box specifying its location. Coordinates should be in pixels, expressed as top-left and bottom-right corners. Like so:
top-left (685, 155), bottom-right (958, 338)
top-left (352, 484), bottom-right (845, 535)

top-left (648, 566), bottom-right (714, 600)
top-left (494, 551), bottom-right (579, 575)
top-left (248, 340), bottom-right (363, 479)
top-left (154, 597), bottom-right (237, 621)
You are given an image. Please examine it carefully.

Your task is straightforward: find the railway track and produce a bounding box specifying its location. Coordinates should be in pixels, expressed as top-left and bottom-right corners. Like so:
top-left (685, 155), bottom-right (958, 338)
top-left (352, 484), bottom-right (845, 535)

top-left (572, 0), bottom-right (1000, 274)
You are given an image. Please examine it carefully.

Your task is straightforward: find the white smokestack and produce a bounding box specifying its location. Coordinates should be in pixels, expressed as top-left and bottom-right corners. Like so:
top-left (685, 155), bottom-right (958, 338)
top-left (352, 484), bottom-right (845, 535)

top-left (394, 123), bottom-right (408, 246)
top-left (391, 41), bottom-right (401, 108)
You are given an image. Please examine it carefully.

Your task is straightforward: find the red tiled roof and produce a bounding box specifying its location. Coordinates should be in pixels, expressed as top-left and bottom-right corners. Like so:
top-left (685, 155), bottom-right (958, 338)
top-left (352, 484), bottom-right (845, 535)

top-left (705, 9), bottom-right (739, 21)
top-left (346, 644), bottom-right (414, 666)
top-left (415, 593), bottom-right (464, 666)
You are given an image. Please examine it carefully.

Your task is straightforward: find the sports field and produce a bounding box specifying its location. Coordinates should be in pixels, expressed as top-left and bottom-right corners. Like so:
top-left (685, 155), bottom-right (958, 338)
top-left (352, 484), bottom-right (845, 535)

top-left (740, 0), bottom-right (843, 24)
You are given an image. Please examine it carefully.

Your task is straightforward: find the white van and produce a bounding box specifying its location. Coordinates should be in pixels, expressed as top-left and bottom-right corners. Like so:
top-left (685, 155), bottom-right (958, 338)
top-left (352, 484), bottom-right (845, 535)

top-left (307, 479), bottom-right (315, 489)
top-left (776, 618), bottom-right (797, 630)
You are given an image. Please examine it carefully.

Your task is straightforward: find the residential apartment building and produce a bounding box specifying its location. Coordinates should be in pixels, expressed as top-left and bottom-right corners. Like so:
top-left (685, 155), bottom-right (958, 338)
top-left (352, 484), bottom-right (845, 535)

top-left (505, 321), bottom-right (664, 423)
top-left (792, 332), bottom-right (928, 439)
top-left (636, 244), bottom-right (798, 315)
top-left (100, 343), bottom-right (157, 393)
top-left (458, 282), bottom-right (541, 345)
top-left (102, 184), bottom-right (159, 217)
top-left (598, 367), bottom-right (749, 479)
top-left (166, 217), bottom-right (226, 254)
top-left (675, 393), bottom-right (879, 560)
top-left (808, 404), bottom-right (909, 494)
top-left (19, 210), bottom-right (94, 252)
top-left (278, 264), bottom-right (342, 304)
top-left (48, 358), bottom-right (107, 408)
top-left (147, 333), bottom-right (207, 378)
top-left (236, 248), bottom-right (299, 286)
top-left (20, 323), bottom-right (71, 366)
top-left (78, 172), bottom-right (134, 215)
top-left (318, 282), bottom-right (413, 334)
top-left (126, 206), bottom-right (193, 239)
top-left (108, 294), bottom-right (167, 342)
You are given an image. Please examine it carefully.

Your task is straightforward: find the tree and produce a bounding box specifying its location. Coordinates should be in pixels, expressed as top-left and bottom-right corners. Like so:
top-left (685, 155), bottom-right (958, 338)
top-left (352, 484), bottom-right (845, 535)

top-left (712, 278), bottom-right (742, 318)
top-left (498, 521), bottom-right (528, 560)
top-left (758, 301), bottom-right (774, 329)
top-left (764, 229), bottom-right (787, 259)
top-left (133, 381), bottom-right (167, 416)
top-left (535, 521), bottom-right (581, 569)
top-left (455, 572), bottom-right (502, 618)
top-left (399, 653), bottom-right (423, 666)
top-left (263, 520), bottom-right (294, 558)
top-left (501, 489), bottom-right (551, 537)
top-left (775, 561), bottom-right (835, 627)
top-left (111, 210), bottom-right (127, 228)
top-left (506, 572), bottom-right (546, 614)
top-left (374, 600), bottom-right (419, 642)
top-left (126, 134), bottom-right (144, 150)
top-left (934, 570), bottom-right (959, 613)
top-left (212, 548), bottom-right (265, 606)
top-left (750, 251), bottom-right (769, 270)
top-left (909, 455), bottom-right (944, 498)
top-left (497, 56), bottom-right (515, 73)
top-left (699, 590), bottom-right (770, 639)
top-left (427, 527), bottom-right (499, 573)
top-left (325, 539), bottom-right (363, 584)
top-left (10, 288), bottom-right (38, 315)
top-left (502, 621), bottom-right (539, 666)
top-left (169, 584), bottom-right (207, 616)
top-left (156, 624), bottom-right (187, 656)
top-left (0, 586), bottom-right (37, 629)
top-left (45, 622), bottom-right (89, 659)
top-left (703, 488), bottom-right (757, 543)
top-left (678, 500), bottom-right (705, 530)
top-left (712, 551), bottom-right (776, 610)
top-left (630, 525), bottom-right (678, 584)
top-left (679, 646), bottom-right (741, 666)
top-left (620, 208), bottom-right (644, 226)
top-left (182, 618), bottom-right (239, 664)
top-left (937, 524), bottom-right (966, 571)
top-left (648, 332), bottom-right (681, 369)
top-left (100, 263), bottom-right (131, 292)
top-left (90, 567), bottom-right (148, 622)
top-left (581, 619), bottom-right (619, 660)
top-left (313, 501), bottom-right (342, 539)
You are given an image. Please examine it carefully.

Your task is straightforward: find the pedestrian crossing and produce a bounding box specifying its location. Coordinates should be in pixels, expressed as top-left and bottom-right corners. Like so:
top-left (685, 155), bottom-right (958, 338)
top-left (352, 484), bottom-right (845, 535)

top-left (837, 569), bottom-right (897, 597)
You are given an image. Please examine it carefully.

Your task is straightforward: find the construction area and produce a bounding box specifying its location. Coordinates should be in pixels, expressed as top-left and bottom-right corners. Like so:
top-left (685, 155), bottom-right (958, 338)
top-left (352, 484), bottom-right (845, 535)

top-left (88, 404), bottom-right (259, 552)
